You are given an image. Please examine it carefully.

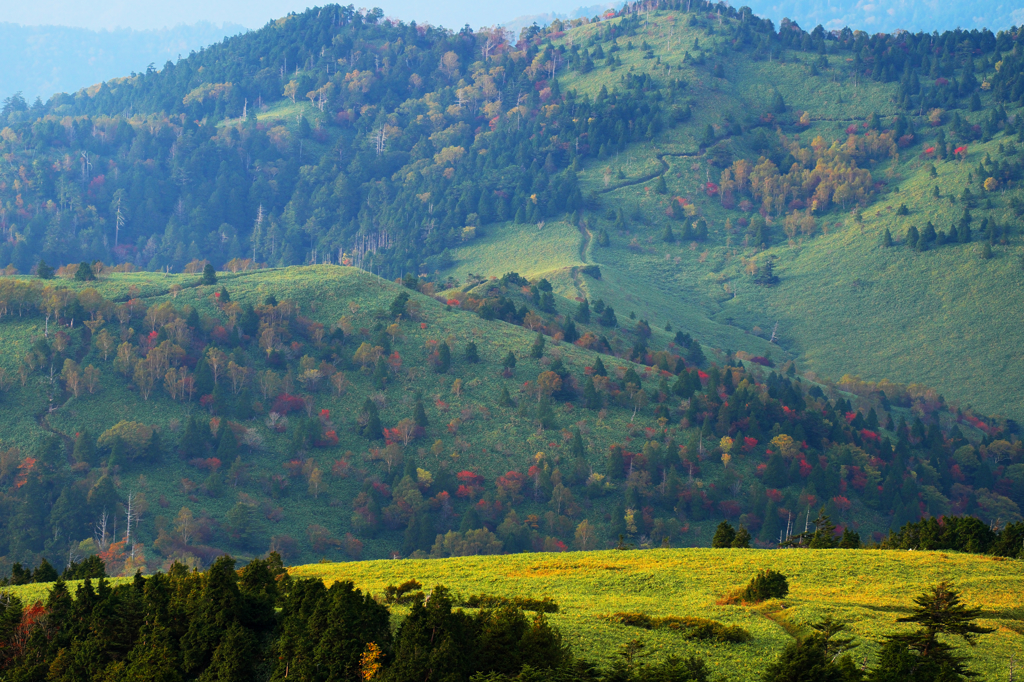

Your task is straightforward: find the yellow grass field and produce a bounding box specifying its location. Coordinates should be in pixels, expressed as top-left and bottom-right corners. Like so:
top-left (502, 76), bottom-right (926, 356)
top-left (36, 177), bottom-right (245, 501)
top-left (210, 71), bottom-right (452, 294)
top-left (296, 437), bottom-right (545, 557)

top-left (289, 548), bottom-right (1024, 680)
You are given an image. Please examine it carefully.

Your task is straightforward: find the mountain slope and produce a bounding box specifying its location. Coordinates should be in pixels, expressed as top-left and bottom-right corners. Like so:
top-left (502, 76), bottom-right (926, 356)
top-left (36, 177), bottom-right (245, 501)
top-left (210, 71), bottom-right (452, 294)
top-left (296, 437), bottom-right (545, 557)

top-left (0, 2), bottom-right (1023, 573)
top-left (0, 265), bottom-right (1020, 575)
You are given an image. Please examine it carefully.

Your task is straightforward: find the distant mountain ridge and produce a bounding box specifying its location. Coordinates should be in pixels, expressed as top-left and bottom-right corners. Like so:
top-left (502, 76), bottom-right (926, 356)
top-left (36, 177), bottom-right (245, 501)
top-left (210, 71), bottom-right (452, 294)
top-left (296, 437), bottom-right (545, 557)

top-left (0, 21), bottom-right (246, 105)
top-left (734, 0), bottom-right (1022, 34)
top-left (501, 3), bottom-right (619, 38)
top-left (512, 0), bottom-right (1024, 35)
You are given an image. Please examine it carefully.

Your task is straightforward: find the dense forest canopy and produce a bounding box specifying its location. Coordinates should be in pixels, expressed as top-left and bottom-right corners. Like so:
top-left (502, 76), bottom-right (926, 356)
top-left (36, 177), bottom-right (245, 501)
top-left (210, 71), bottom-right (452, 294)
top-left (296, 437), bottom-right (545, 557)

top-left (1, 0), bottom-right (1023, 277)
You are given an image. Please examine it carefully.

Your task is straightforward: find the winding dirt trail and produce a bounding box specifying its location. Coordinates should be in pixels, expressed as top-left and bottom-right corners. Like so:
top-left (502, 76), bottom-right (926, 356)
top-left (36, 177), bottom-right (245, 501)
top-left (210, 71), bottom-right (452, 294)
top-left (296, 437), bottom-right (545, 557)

top-left (598, 150), bottom-right (704, 194)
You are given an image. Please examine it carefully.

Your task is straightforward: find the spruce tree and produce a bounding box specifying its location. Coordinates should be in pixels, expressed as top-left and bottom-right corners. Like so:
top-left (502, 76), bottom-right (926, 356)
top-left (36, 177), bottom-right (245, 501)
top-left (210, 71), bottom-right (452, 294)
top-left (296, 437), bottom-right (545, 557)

top-left (201, 263), bottom-right (217, 285)
top-left (563, 319), bottom-right (578, 343)
top-left (712, 521), bottom-right (736, 548)
top-left (436, 343), bottom-right (451, 373)
top-left (584, 377), bottom-right (602, 410)
top-left (570, 429), bottom-right (586, 459)
top-left (808, 508), bottom-right (837, 548)
top-left (216, 426), bottom-right (239, 461)
top-left (464, 341), bottom-right (480, 363)
top-left (72, 430), bottom-right (97, 466)
top-left (870, 582), bottom-right (994, 681)
top-left (362, 398), bottom-right (382, 440)
top-left (537, 398), bottom-right (558, 430)
top-left (74, 261), bottom-right (96, 281)
top-left (731, 525), bottom-right (752, 548)
top-left (414, 400), bottom-right (429, 428)
top-left (599, 306), bottom-right (618, 327)
top-left (576, 298), bottom-right (591, 323)
top-left (530, 332), bottom-right (545, 359)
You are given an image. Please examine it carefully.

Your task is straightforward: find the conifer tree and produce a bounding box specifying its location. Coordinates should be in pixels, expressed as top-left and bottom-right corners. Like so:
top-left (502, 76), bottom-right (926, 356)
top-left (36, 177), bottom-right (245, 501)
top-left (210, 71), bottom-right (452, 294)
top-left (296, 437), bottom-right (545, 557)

top-left (584, 376), bottom-right (602, 410)
top-left (731, 525), bottom-right (752, 548)
top-left (530, 332), bottom-right (545, 359)
top-left (362, 398), bottom-right (382, 440)
top-left (869, 582), bottom-right (994, 681)
top-left (576, 298), bottom-right (591, 323)
top-left (712, 521), bottom-right (736, 548)
top-left (436, 342), bottom-right (451, 373)
top-left (216, 427), bottom-right (239, 462)
top-left (414, 399), bottom-right (429, 428)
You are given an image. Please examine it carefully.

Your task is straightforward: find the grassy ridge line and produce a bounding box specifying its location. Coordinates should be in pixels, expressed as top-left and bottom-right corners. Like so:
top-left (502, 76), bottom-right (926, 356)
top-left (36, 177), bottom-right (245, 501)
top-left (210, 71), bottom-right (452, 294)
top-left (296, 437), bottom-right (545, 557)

top-left (289, 548), bottom-right (1024, 681)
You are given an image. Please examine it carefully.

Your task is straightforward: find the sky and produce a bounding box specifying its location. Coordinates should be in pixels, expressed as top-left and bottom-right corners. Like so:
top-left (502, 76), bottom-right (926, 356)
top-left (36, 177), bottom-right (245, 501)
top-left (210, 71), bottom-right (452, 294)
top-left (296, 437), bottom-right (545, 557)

top-left (0, 0), bottom-right (578, 31)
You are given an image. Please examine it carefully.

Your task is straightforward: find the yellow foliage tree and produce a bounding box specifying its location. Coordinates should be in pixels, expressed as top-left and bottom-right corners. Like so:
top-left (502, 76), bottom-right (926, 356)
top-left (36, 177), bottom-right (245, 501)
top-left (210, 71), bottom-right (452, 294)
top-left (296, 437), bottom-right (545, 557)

top-left (770, 433), bottom-right (801, 458)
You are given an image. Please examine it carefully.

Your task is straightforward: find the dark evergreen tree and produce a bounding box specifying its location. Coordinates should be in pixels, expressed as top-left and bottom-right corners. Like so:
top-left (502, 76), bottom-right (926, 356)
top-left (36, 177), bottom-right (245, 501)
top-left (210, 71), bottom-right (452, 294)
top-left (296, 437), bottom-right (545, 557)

top-left (530, 332), bottom-right (546, 359)
top-left (712, 521), bottom-right (736, 548)
top-left (74, 261), bottom-right (96, 281)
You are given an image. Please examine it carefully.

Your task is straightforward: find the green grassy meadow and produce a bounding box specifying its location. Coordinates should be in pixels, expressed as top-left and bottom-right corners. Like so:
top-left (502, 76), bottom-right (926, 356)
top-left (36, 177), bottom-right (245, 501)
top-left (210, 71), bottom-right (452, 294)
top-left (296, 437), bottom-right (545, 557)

top-left (290, 548), bottom-right (1023, 680)
top-left (436, 9), bottom-right (1024, 420)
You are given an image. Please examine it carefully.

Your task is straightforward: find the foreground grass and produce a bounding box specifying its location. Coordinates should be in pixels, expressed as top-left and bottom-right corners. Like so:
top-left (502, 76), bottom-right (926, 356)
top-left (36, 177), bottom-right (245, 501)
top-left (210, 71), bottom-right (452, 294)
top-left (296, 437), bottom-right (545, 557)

top-left (6, 549), bottom-right (1020, 680)
top-left (290, 548), bottom-right (1024, 681)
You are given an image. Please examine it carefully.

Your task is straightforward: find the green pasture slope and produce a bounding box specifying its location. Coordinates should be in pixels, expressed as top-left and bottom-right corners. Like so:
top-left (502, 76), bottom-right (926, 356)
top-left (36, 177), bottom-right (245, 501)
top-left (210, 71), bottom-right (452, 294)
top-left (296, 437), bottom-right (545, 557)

top-left (298, 549), bottom-right (1024, 680)
top-left (438, 8), bottom-right (1024, 421)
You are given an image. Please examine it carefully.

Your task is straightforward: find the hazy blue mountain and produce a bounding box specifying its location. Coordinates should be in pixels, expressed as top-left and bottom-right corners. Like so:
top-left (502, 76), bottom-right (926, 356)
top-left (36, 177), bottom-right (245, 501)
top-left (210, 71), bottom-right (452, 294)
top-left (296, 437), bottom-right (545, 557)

top-left (501, 3), bottom-right (618, 39)
top-left (739, 0), bottom-right (1023, 34)
top-left (0, 21), bottom-right (246, 104)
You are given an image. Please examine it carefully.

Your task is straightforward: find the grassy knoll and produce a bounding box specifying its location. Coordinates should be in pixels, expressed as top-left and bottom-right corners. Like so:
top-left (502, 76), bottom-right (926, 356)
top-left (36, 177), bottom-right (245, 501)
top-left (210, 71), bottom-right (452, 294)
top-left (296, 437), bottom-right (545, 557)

top-left (282, 548), bottom-right (1024, 681)
top-left (444, 220), bottom-right (585, 282)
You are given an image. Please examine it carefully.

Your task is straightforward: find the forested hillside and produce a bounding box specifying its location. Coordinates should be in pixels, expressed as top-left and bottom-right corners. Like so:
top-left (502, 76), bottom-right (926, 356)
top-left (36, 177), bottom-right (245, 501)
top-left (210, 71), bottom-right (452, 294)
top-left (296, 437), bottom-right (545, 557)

top-left (3, 0), bottom-right (1024, 422)
top-left (0, 264), bottom-right (1020, 574)
top-left (0, 1), bottom-right (1023, 572)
